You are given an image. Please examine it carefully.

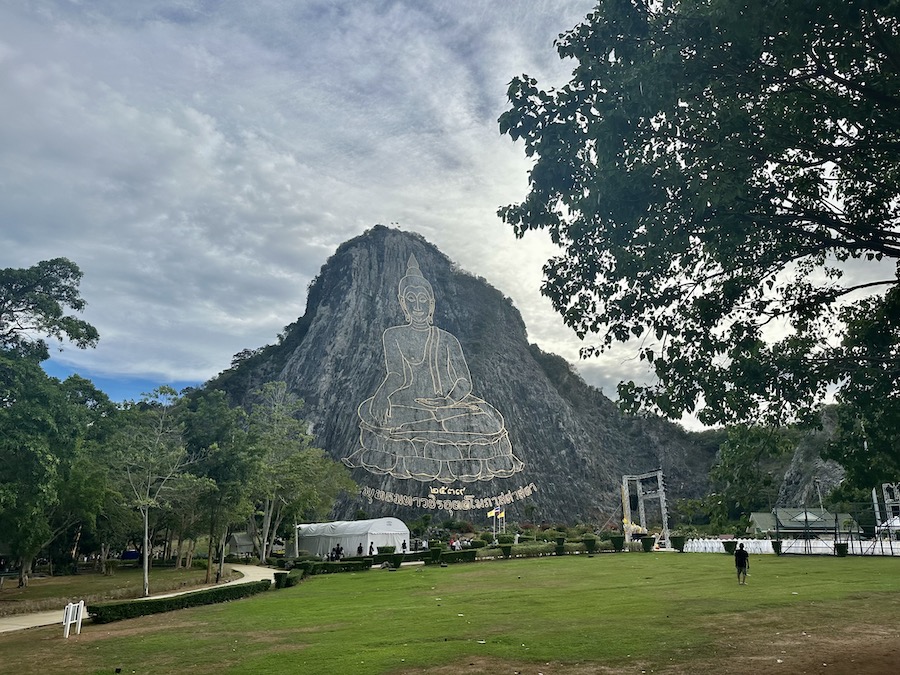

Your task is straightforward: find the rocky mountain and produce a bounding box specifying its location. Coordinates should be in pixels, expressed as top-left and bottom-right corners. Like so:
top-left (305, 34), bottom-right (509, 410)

top-left (210, 225), bottom-right (718, 524)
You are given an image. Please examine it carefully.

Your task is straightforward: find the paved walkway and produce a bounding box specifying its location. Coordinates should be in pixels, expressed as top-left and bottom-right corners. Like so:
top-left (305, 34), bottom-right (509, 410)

top-left (0, 564), bottom-right (275, 634)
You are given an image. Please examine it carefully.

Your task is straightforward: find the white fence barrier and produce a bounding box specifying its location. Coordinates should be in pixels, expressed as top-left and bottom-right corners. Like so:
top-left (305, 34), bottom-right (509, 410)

top-left (63, 600), bottom-right (85, 638)
top-left (683, 538), bottom-right (773, 554)
top-left (683, 537), bottom-right (898, 556)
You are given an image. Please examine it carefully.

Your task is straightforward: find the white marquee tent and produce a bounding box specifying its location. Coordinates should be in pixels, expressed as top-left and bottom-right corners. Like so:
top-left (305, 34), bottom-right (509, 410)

top-left (295, 518), bottom-right (410, 558)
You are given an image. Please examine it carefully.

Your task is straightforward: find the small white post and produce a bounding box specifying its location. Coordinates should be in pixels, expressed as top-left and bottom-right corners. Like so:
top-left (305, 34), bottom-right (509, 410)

top-left (63, 600), bottom-right (85, 638)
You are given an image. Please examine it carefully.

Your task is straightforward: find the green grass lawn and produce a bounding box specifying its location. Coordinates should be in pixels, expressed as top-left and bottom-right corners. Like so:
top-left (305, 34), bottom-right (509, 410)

top-left (1, 553), bottom-right (898, 674)
top-left (0, 565), bottom-right (231, 615)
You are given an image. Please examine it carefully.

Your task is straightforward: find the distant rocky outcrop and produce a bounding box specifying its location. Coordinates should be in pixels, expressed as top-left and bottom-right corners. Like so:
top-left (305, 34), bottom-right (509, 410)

top-left (777, 413), bottom-right (846, 507)
top-left (211, 225), bottom-right (718, 523)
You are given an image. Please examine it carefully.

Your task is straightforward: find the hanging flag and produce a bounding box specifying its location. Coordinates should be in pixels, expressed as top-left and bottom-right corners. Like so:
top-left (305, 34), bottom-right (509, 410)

top-left (487, 507), bottom-right (496, 518)
top-left (498, 510), bottom-right (505, 519)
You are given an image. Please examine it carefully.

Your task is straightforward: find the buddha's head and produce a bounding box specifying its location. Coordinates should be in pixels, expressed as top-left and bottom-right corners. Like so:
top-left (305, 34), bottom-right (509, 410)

top-left (398, 255), bottom-right (434, 328)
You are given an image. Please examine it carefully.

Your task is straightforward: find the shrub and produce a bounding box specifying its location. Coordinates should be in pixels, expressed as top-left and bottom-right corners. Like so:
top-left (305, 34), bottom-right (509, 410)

top-left (440, 550), bottom-right (477, 564)
top-left (276, 556), bottom-right (319, 570)
top-left (303, 560), bottom-right (373, 575)
top-left (497, 534), bottom-right (515, 545)
top-left (284, 569), bottom-right (305, 587)
top-left (88, 580), bottom-right (272, 624)
top-left (468, 539), bottom-right (486, 549)
top-left (494, 542), bottom-right (554, 558)
top-left (377, 546), bottom-right (396, 554)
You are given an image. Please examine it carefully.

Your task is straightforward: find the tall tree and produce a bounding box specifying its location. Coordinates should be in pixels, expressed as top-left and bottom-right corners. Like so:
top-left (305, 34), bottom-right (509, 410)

top-left (0, 258), bottom-right (99, 360)
top-left (114, 387), bottom-right (191, 596)
top-left (0, 364), bottom-right (114, 585)
top-left (0, 258), bottom-right (101, 583)
top-left (0, 356), bottom-right (76, 585)
top-left (826, 286), bottom-right (900, 488)
top-left (182, 389), bottom-right (258, 582)
top-left (47, 377), bottom-right (119, 569)
top-left (246, 382), bottom-right (354, 561)
top-left (709, 425), bottom-right (793, 520)
top-left (499, 0), bottom-right (900, 427)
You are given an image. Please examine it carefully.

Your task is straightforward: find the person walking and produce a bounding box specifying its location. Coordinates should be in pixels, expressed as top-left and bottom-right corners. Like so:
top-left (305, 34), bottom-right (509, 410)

top-left (734, 543), bottom-right (749, 585)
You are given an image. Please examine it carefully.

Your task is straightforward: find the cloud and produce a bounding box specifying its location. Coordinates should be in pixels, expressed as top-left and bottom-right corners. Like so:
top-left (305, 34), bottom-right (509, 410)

top-left (2, 1), bottom-right (662, 411)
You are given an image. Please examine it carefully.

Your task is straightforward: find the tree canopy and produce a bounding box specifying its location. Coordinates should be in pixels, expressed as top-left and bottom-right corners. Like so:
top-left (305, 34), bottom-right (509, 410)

top-left (245, 382), bottom-right (355, 561)
top-left (0, 258), bottom-right (99, 360)
top-left (499, 0), bottom-right (900, 430)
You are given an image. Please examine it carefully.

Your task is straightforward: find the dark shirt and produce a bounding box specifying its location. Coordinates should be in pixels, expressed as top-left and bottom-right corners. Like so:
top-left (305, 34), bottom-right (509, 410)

top-left (734, 548), bottom-right (749, 568)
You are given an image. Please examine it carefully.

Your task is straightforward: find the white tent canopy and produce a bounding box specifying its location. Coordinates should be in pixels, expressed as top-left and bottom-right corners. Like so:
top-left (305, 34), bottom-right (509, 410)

top-left (295, 518), bottom-right (410, 558)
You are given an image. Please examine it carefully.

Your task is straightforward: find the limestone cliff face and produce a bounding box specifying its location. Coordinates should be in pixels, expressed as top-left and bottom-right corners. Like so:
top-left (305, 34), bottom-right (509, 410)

top-left (777, 414), bottom-right (846, 508)
top-left (214, 225), bottom-right (715, 523)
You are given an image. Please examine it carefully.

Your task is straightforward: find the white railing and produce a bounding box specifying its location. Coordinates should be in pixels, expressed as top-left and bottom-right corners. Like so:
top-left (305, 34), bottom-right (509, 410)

top-left (683, 537), bottom-right (898, 555)
top-left (63, 600), bottom-right (85, 638)
top-left (683, 538), bottom-right (772, 554)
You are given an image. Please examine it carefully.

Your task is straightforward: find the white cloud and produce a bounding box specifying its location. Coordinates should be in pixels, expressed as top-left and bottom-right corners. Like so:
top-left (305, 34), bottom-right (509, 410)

top-left (2, 1), bottom-right (666, 410)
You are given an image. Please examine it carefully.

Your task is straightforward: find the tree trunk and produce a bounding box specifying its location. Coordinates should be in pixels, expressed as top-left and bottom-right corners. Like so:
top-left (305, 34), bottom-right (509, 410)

top-left (216, 527), bottom-right (227, 583)
top-left (142, 506), bottom-right (150, 597)
top-left (17, 556), bottom-right (31, 588)
top-left (70, 524), bottom-right (83, 563)
top-left (270, 500), bottom-right (284, 555)
top-left (259, 496), bottom-right (274, 562)
top-left (205, 533), bottom-right (215, 583)
top-left (99, 543), bottom-right (110, 574)
top-left (163, 526), bottom-right (171, 560)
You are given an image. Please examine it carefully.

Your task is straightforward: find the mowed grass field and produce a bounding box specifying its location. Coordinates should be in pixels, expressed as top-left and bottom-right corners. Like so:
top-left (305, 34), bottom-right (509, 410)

top-left (1, 553), bottom-right (898, 674)
top-left (0, 566), bottom-right (233, 615)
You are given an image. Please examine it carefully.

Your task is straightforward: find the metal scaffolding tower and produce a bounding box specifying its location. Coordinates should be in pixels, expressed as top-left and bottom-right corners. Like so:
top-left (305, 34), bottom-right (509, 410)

top-left (621, 470), bottom-right (670, 547)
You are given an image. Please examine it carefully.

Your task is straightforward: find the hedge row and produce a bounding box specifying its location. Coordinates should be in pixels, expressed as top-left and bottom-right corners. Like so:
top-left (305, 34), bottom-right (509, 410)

top-left (88, 580), bottom-right (273, 624)
top-left (295, 559), bottom-right (373, 575)
top-left (433, 549), bottom-right (477, 564)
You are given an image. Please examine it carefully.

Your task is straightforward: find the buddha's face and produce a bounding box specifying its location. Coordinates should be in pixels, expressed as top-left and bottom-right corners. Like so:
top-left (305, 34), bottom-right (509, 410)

top-left (400, 284), bottom-right (434, 327)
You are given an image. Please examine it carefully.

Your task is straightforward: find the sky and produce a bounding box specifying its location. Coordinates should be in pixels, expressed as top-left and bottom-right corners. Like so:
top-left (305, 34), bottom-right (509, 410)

top-left (1, 0), bottom-right (685, 422)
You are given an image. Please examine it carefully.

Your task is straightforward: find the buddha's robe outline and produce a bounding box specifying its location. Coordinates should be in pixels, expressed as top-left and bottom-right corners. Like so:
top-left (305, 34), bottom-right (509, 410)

top-left (345, 319), bottom-right (524, 483)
